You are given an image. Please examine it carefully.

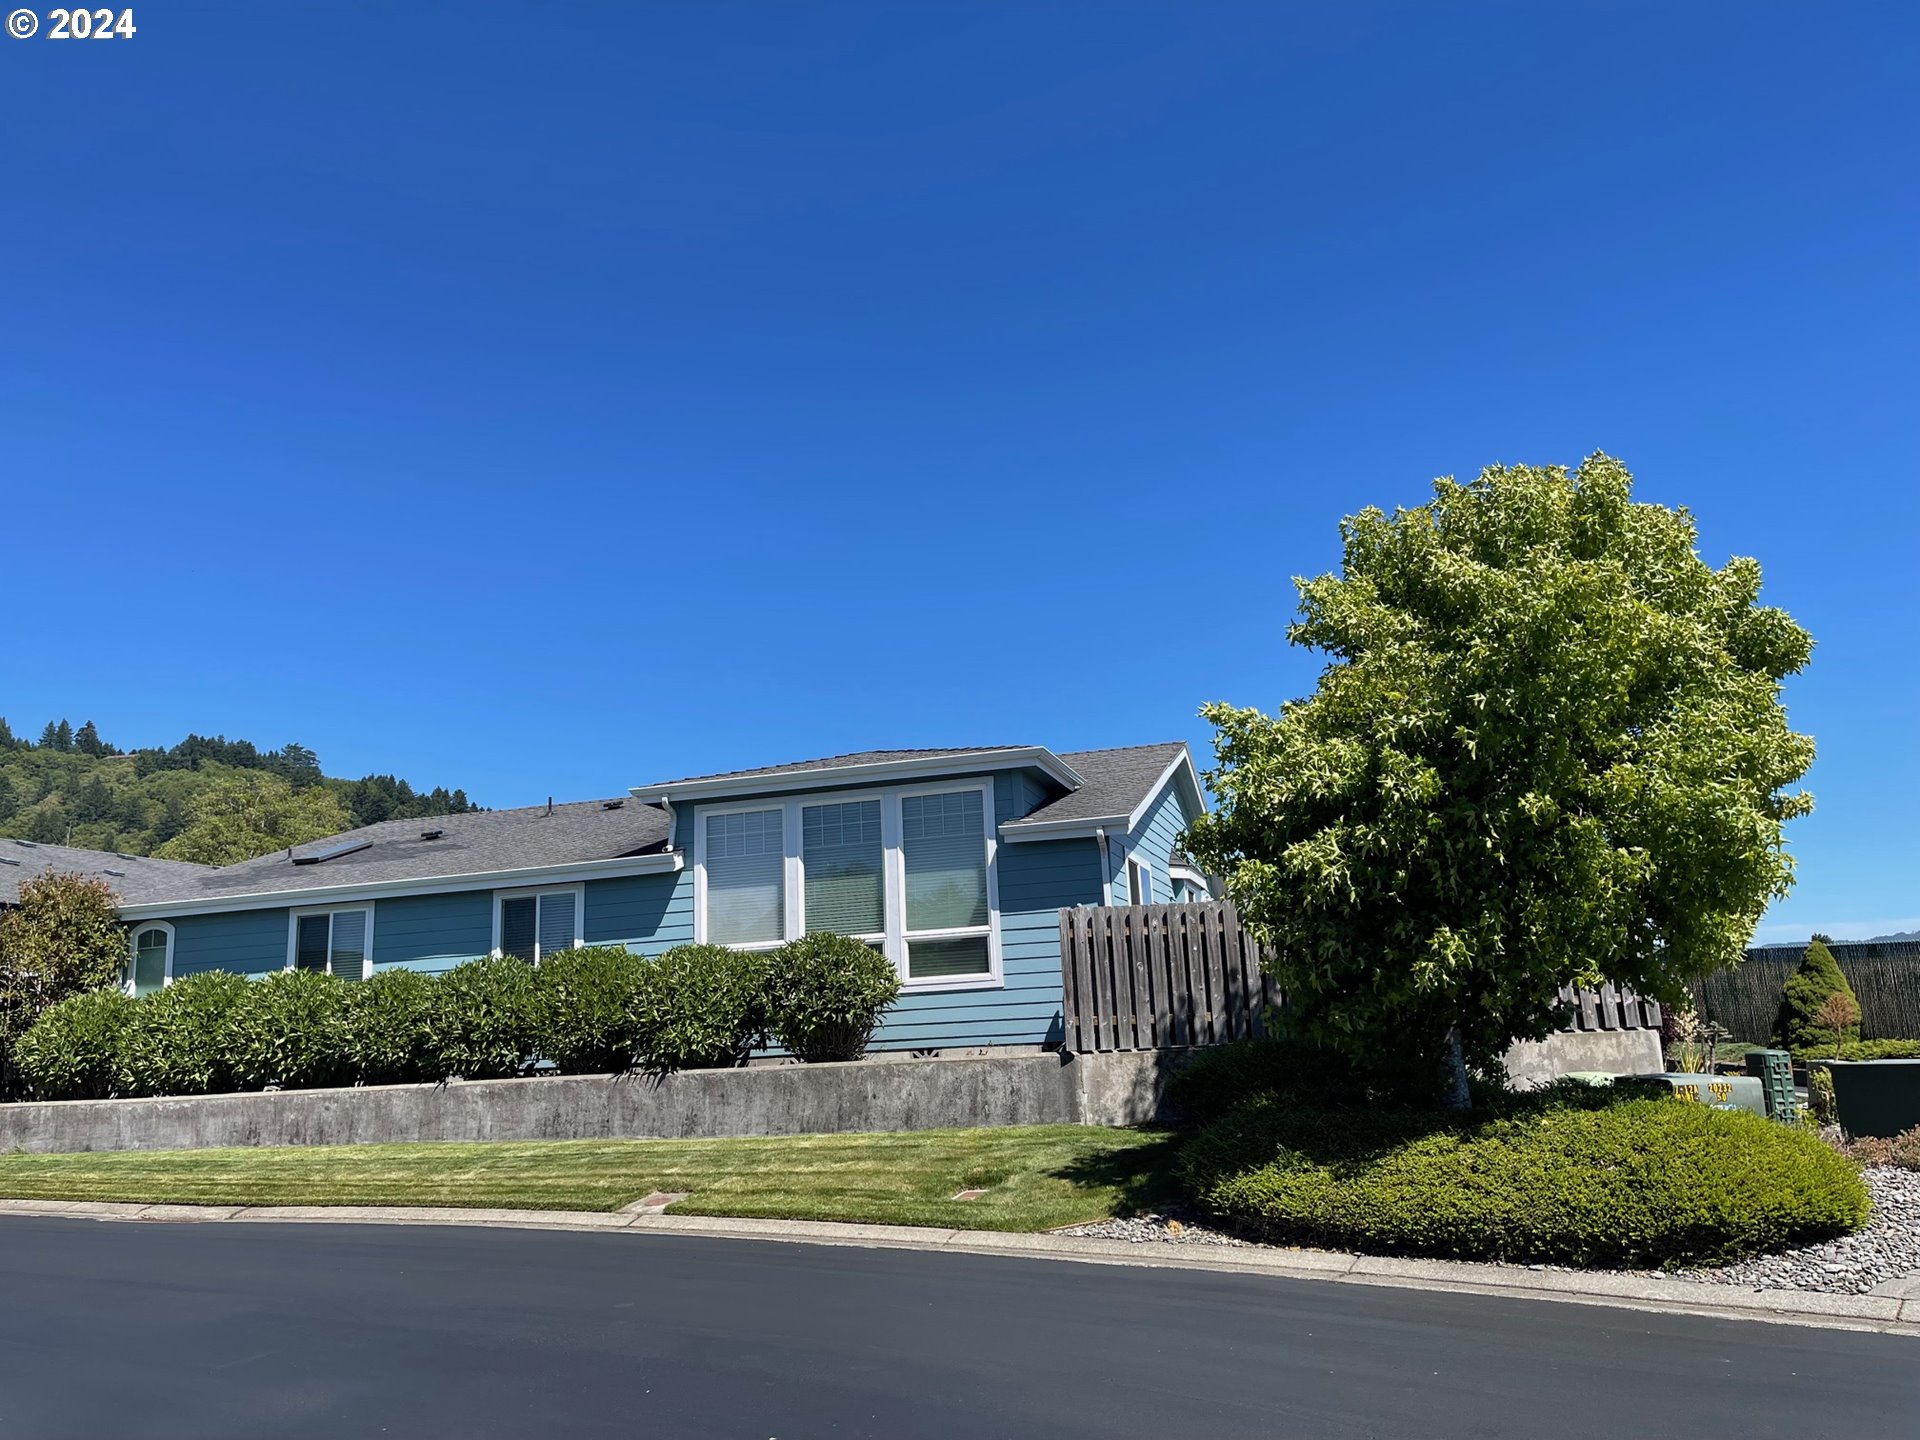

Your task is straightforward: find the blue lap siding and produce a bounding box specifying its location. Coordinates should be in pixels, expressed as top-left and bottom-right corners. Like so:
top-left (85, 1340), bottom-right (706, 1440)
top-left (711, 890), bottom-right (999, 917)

top-left (584, 872), bottom-right (693, 954)
top-left (372, 892), bottom-right (493, 975)
top-left (169, 909), bottom-right (291, 979)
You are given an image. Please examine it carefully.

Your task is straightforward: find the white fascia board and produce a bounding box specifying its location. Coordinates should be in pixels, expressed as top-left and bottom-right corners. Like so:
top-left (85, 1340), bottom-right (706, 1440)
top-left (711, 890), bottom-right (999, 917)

top-left (118, 851), bottom-right (685, 920)
top-left (630, 747), bottom-right (1083, 807)
top-left (999, 748), bottom-right (1207, 844)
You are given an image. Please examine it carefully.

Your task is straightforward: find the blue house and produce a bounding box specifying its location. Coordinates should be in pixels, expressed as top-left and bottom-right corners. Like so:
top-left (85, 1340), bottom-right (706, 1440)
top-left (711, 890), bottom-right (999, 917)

top-left (95, 743), bottom-right (1210, 1053)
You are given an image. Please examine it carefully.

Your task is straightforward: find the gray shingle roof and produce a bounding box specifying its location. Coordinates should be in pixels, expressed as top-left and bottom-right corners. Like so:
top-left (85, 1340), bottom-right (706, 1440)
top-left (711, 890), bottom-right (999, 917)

top-left (0, 839), bottom-right (212, 907)
top-left (1002, 743), bottom-right (1191, 830)
top-left (639, 748), bottom-right (1031, 790)
top-left (133, 799), bottom-right (671, 906)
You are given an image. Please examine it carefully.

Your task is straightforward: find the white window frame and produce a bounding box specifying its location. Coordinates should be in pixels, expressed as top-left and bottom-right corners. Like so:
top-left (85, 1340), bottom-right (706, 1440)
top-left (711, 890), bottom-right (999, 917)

top-left (492, 883), bottom-right (585, 964)
top-left (1127, 855), bottom-right (1154, 907)
top-left (285, 905), bottom-right (374, 980)
top-left (693, 779), bottom-right (1002, 993)
top-left (125, 920), bottom-right (175, 996)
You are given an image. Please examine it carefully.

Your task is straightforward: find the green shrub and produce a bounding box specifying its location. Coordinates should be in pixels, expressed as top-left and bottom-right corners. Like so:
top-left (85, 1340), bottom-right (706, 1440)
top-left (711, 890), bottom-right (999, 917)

top-left (343, 968), bottom-right (445, 1085)
top-left (762, 932), bottom-right (900, 1063)
top-left (1796, 1039), bottom-right (1920, 1063)
top-left (428, 956), bottom-right (537, 1080)
top-left (12, 988), bottom-right (136, 1100)
top-left (1180, 1091), bottom-right (1868, 1268)
top-left (1774, 939), bottom-right (1861, 1054)
top-left (531, 946), bottom-right (649, 1075)
top-left (220, 968), bottom-right (352, 1091)
top-left (632, 944), bottom-right (769, 1074)
top-left (118, 971), bottom-right (250, 1097)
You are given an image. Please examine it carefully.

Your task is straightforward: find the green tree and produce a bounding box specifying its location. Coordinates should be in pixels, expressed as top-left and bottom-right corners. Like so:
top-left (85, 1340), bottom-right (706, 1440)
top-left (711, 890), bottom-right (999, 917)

top-left (36, 722), bottom-right (59, 750)
top-left (73, 721), bottom-right (111, 757)
top-left (0, 718), bottom-right (17, 750)
top-left (1774, 938), bottom-right (1861, 1054)
top-left (153, 772), bottom-right (355, 866)
top-left (1185, 455), bottom-right (1815, 1106)
top-left (0, 871), bottom-right (128, 1098)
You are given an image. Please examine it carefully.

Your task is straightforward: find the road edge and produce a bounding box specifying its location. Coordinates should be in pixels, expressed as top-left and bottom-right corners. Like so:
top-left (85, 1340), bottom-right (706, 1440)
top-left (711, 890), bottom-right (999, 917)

top-left (3, 1196), bottom-right (1915, 1339)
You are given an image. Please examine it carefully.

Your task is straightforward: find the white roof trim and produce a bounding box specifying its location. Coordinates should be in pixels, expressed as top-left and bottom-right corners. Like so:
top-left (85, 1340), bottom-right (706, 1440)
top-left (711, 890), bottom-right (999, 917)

top-left (630, 747), bottom-right (1083, 806)
top-left (999, 749), bottom-right (1206, 844)
top-left (118, 851), bottom-right (685, 920)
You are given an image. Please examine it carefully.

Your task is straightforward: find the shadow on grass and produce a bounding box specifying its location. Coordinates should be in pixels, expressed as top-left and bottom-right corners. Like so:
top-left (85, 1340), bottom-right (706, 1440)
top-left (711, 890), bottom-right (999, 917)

top-left (1051, 1131), bottom-right (1187, 1216)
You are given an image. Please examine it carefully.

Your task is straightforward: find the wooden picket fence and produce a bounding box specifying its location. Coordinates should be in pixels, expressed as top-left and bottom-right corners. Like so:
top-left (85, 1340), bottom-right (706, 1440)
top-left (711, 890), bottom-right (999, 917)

top-left (1058, 900), bottom-right (1662, 1054)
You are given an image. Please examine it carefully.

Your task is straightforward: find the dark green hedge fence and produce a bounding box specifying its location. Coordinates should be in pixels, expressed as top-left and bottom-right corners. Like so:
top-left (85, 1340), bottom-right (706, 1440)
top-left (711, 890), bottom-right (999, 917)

top-left (1696, 941), bottom-right (1920, 1045)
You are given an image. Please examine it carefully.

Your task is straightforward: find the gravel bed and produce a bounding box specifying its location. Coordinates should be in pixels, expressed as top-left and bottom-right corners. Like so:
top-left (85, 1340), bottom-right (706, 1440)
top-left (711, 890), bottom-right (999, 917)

top-left (1679, 1165), bottom-right (1920, 1295)
top-left (1059, 1168), bottom-right (1920, 1297)
top-left (1057, 1211), bottom-right (1249, 1247)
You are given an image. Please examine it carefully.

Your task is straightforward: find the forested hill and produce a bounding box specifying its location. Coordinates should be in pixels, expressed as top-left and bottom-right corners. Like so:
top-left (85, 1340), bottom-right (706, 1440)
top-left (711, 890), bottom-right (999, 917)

top-left (0, 717), bottom-right (480, 866)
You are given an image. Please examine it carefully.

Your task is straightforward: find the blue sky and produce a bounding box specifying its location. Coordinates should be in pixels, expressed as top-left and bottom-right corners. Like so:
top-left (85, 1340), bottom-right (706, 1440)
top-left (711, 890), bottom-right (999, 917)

top-left (3, 3), bottom-right (1914, 941)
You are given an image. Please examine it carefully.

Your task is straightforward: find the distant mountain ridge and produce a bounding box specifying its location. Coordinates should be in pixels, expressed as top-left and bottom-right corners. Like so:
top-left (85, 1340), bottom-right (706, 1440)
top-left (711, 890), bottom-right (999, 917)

top-left (0, 716), bottom-right (480, 860)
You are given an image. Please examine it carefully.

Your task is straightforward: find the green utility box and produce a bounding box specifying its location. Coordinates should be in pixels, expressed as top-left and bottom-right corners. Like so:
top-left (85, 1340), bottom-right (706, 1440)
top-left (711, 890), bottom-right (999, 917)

top-left (1744, 1049), bottom-right (1798, 1122)
top-left (1824, 1061), bottom-right (1920, 1139)
top-left (1650, 1073), bottom-right (1767, 1116)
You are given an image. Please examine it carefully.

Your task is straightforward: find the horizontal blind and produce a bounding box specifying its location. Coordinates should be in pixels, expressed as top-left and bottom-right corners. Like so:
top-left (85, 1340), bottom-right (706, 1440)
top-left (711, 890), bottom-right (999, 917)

top-left (537, 892), bottom-right (576, 961)
top-left (329, 909), bottom-right (367, 982)
top-left (803, 799), bottom-right (884, 937)
top-left (706, 809), bottom-right (785, 945)
top-left (902, 792), bottom-right (987, 931)
top-left (295, 914), bottom-right (331, 972)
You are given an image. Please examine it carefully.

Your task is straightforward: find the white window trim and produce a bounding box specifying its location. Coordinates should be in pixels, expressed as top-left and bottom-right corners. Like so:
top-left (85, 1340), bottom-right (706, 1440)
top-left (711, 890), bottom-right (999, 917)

top-left (285, 905), bottom-right (375, 980)
top-left (125, 920), bottom-right (175, 995)
top-left (1127, 854), bottom-right (1154, 907)
top-left (491, 883), bottom-right (586, 964)
top-left (692, 779), bottom-right (1003, 993)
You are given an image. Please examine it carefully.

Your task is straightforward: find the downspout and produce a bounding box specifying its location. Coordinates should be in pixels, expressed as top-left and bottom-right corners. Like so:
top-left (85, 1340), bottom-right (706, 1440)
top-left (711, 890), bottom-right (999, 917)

top-left (1094, 826), bottom-right (1111, 907)
top-left (660, 797), bottom-right (677, 853)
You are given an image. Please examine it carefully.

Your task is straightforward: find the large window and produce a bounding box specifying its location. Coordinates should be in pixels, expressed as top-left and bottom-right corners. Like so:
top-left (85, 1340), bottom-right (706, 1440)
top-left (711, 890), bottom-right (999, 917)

top-left (289, 907), bottom-right (370, 980)
top-left (696, 783), bottom-right (998, 988)
top-left (126, 923), bottom-right (173, 997)
top-left (496, 886), bottom-right (582, 963)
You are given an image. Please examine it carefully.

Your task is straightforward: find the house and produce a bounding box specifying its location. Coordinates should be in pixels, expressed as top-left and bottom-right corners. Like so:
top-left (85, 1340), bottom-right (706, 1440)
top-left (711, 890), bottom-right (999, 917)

top-left (92, 743), bottom-right (1210, 1053)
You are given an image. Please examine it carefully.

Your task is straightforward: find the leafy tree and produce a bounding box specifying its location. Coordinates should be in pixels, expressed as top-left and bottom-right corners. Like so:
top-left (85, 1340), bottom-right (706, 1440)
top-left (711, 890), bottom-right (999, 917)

top-left (1774, 938), bottom-right (1861, 1054)
top-left (1185, 455), bottom-right (1815, 1106)
top-left (0, 872), bottom-right (128, 1098)
top-left (153, 772), bottom-right (355, 865)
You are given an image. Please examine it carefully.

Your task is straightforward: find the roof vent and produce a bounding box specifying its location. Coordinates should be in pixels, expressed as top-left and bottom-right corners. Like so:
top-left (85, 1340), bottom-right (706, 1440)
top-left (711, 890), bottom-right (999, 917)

top-left (419, 828), bottom-right (444, 841)
top-left (102, 868), bottom-right (126, 877)
top-left (601, 799), bottom-right (625, 810)
top-left (0, 857), bottom-right (19, 867)
top-left (12, 839), bottom-right (37, 849)
top-left (292, 839), bottom-right (373, 866)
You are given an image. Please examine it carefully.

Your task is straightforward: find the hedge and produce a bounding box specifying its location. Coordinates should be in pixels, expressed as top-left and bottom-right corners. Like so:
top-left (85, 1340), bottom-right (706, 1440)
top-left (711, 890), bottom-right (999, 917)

top-left (1180, 1090), bottom-right (1869, 1268)
top-left (8, 936), bottom-right (912, 1101)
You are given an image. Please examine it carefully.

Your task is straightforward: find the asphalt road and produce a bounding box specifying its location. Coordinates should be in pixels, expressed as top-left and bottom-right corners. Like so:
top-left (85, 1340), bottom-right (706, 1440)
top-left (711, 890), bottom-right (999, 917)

top-left (0, 1218), bottom-right (1914, 1439)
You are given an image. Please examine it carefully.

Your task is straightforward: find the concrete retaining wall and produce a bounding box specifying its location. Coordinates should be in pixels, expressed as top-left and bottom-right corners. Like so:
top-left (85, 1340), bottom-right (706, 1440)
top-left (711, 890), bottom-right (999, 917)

top-left (0, 1051), bottom-right (1182, 1156)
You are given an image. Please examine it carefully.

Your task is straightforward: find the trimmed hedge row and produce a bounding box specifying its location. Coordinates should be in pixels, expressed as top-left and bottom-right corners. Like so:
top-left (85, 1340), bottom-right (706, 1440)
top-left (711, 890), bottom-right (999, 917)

top-left (1179, 1086), bottom-right (1870, 1268)
top-left (11, 934), bottom-right (900, 1102)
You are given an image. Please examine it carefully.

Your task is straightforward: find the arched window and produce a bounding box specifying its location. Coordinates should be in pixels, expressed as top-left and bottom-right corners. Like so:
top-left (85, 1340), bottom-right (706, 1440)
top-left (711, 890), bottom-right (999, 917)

top-left (127, 923), bottom-right (173, 997)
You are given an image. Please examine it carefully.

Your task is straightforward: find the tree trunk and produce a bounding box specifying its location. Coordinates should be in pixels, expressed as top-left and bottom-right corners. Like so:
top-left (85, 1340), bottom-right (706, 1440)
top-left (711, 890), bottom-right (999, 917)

top-left (1443, 1025), bottom-right (1472, 1111)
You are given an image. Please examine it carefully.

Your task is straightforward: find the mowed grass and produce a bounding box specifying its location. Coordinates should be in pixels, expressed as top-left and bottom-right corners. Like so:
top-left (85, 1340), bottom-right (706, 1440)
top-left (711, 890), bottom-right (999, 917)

top-left (0, 1125), bottom-right (1180, 1232)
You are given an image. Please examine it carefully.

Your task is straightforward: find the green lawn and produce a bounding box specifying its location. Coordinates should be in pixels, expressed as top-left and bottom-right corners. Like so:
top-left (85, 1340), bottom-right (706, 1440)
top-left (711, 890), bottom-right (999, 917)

top-left (0, 1125), bottom-right (1180, 1232)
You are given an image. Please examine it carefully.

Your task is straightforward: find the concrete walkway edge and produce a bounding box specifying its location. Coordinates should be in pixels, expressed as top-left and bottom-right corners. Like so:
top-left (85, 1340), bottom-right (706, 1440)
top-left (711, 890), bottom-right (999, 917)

top-left (3, 1196), bottom-right (1915, 1339)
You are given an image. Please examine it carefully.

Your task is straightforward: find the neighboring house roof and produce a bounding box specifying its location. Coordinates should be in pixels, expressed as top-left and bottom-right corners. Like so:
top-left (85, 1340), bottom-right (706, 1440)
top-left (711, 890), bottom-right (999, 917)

top-left (120, 800), bottom-right (675, 915)
top-left (0, 839), bottom-right (212, 907)
top-left (999, 743), bottom-right (1199, 841)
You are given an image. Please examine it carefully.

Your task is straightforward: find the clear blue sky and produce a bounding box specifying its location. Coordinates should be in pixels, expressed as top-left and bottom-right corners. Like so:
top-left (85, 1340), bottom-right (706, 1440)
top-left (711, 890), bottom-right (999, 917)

top-left (4, 3), bottom-right (1914, 942)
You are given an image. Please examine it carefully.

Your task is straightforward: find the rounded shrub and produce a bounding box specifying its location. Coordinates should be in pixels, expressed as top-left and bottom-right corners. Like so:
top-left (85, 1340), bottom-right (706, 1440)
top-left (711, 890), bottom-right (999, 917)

top-left (13, 987), bottom-right (136, 1100)
top-left (220, 968), bottom-right (352, 1091)
top-left (1179, 1091), bottom-right (1870, 1268)
top-left (531, 945), bottom-right (649, 1075)
top-left (343, 968), bottom-right (445, 1085)
top-left (631, 944), bottom-right (769, 1074)
top-left (428, 956), bottom-right (537, 1080)
top-left (119, 971), bottom-right (250, 1097)
top-left (762, 932), bottom-right (900, 1063)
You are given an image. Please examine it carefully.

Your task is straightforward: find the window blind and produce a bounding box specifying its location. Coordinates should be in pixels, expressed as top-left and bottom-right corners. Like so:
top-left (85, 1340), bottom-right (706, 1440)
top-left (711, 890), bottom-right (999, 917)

top-left (537, 891), bottom-right (576, 960)
top-left (500, 896), bottom-right (538, 962)
top-left (803, 799), bottom-right (883, 937)
top-left (902, 792), bottom-right (987, 932)
top-left (706, 808), bottom-right (785, 945)
top-left (329, 909), bottom-right (367, 981)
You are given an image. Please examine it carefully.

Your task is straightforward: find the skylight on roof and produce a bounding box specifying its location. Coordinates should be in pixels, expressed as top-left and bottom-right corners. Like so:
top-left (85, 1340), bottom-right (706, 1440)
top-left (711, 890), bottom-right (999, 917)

top-left (292, 839), bottom-right (373, 866)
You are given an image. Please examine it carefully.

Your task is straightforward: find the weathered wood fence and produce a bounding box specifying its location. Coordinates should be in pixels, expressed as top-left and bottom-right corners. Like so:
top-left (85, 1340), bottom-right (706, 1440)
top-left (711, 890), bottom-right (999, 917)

top-left (1058, 901), bottom-right (1662, 1055)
